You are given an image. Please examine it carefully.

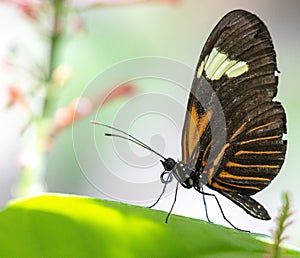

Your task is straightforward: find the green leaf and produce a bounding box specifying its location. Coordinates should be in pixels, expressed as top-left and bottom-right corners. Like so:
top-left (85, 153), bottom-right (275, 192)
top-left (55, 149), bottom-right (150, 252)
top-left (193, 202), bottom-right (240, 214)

top-left (0, 194), bottom-right (299, 258)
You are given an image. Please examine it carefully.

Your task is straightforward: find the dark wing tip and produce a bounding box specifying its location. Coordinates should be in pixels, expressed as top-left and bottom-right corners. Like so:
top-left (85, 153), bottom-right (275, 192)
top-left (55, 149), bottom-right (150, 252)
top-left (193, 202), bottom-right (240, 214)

top-left (216, 191), bottom-right (271, 220)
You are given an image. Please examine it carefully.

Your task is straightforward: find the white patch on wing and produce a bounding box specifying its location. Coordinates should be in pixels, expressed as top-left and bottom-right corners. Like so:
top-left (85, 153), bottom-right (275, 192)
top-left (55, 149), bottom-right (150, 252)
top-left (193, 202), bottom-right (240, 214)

top-left (225, 60), bottom-right (249, 78)
top-left (197, 47), bottom-right (249, 80)
top-left (197, 55), bottom-right (207, 78)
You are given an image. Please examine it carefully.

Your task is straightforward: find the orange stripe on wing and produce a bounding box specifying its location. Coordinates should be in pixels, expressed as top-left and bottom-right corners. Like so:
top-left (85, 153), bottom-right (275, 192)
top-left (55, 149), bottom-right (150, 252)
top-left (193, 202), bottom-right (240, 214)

top-left (187, 105), bottom-right (212, 158)
top-left (246, 121), bottom-right (276, 134)
top-left (240, 135), bottom-right (281, 145)
top-left (215, 178), bottom-right (261, 191)
top-left (235, 150), bottom-right (282, 156)
top-left (204, 143), bottom-right (230, 184)
top-left (226, 161), bottom-right (279, 169)
top-left (211, 181), bottom-right (236, 192)
top-left (230, 122), bottom-right (247, 140)
top-left (213, 143), bottom-right (230, 167)
top-left (202, 141), bottom-right (211, 165)
top-left (219, 170), bottom-right (271, 181)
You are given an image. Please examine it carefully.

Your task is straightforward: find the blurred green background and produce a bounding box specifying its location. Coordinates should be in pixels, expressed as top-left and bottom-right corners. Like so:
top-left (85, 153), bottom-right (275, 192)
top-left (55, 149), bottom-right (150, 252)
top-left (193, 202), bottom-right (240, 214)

top-left (1, 0), bottom-right (299, 247)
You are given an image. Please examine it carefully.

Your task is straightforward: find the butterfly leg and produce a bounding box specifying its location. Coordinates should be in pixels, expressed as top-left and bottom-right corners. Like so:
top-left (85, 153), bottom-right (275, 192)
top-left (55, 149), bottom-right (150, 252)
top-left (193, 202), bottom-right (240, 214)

top-left (201, 187), bottom-right (212, 223)
top-left (199, 190), bottom-right (249, 232)
top-left (165, 182), bottom-right (179, 223)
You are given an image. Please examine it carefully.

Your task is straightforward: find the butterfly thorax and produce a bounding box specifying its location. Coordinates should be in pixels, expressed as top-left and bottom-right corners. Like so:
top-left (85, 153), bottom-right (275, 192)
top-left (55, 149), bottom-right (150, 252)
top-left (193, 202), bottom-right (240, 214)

top-left (161, 158), bottom-right (204, 189)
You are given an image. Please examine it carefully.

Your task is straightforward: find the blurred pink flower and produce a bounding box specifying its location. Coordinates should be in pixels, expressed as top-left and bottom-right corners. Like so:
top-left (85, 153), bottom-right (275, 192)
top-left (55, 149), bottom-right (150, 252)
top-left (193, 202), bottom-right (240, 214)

top-left (102, 83), bottom-right (136, 106)
top-left (7, 83), bottom-right (28, 108)
top-left (54, 106), bottom-right (74, 129)
top-left (1, 0), bottom-right (43, 20)
top-left (50, 83), bottom-right (136, 141)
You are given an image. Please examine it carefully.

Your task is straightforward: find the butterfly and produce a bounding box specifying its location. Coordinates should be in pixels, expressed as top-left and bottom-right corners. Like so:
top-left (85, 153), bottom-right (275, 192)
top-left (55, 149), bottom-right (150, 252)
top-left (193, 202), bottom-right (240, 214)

top-left (92, 9), bottom-right (287, 227)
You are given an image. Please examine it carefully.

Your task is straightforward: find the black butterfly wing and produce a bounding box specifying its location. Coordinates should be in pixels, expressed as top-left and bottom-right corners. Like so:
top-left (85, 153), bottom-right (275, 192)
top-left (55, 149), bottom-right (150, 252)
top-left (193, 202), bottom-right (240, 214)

top-left (181, 10), bottom-right (287, 219)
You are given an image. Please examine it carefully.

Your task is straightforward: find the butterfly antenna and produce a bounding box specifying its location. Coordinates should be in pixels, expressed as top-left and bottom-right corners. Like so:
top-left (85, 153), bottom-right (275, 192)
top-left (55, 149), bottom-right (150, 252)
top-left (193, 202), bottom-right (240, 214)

top-left (91, 121), bottom-right (167, 160)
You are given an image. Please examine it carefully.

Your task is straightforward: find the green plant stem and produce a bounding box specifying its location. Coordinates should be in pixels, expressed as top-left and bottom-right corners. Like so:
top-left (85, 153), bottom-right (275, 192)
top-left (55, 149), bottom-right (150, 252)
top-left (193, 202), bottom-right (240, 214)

top-left (272, 192), bottom-right (291, 258)
top-left (19, 0), bottom-right (66, 196)
top-left (43, 0), bottom-right (65, 117)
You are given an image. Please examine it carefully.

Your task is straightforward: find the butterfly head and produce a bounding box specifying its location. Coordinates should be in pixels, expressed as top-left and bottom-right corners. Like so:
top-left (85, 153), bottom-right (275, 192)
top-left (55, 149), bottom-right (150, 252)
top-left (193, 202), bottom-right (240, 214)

top-left (160, 158), bottom-right (176, 171)
top-left (161, 159), bottom-right (197, 189)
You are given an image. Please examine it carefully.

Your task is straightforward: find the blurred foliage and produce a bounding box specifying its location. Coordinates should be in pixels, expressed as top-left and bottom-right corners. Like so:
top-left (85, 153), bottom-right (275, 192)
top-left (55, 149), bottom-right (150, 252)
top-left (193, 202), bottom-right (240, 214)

top-left (271, 192), bottom-right (294, 258)
top-left (0, 194), bottom-right (299, 258)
